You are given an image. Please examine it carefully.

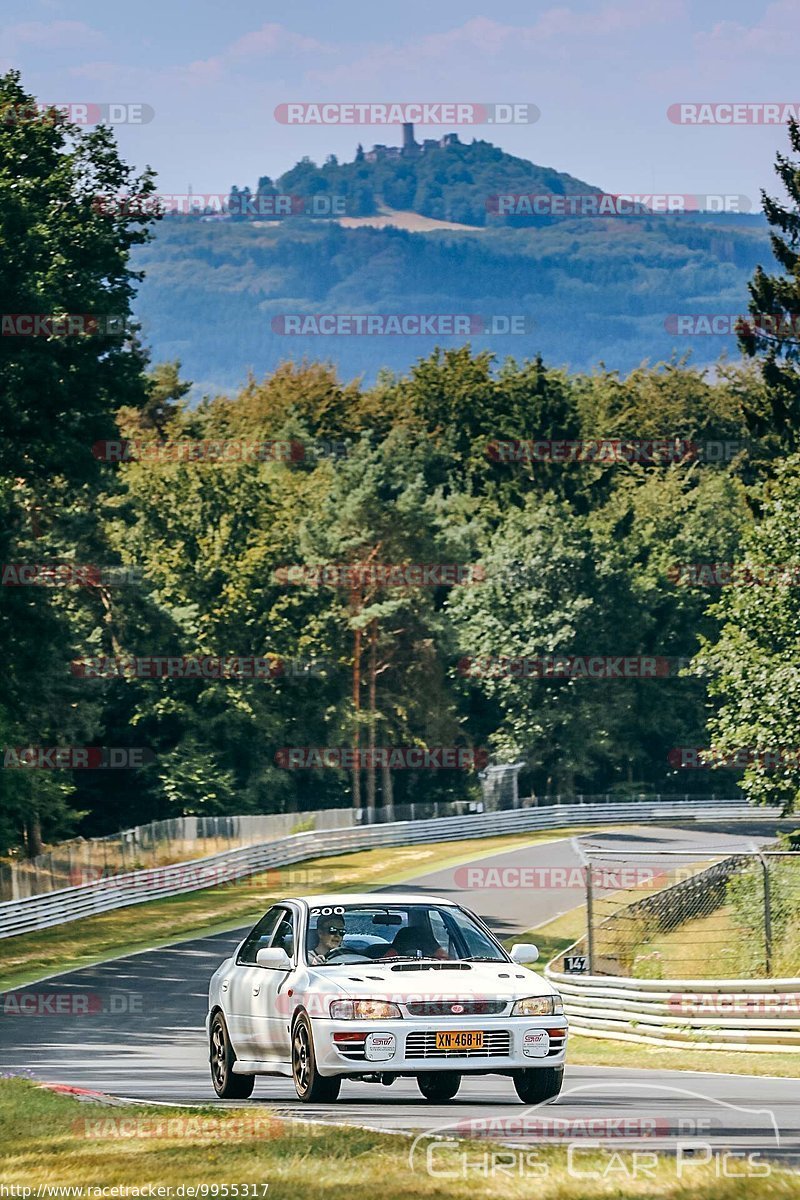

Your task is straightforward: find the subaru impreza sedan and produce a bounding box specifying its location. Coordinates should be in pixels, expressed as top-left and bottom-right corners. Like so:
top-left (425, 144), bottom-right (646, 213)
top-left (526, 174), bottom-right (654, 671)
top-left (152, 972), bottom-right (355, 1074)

top-left (207, 892), bottom-right (567, 1103)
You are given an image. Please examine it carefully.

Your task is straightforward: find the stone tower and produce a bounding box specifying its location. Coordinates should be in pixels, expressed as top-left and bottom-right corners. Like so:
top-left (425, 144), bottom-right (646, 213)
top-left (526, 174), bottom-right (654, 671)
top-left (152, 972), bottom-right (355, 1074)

top-left (402, 122), bottom-right (418, 155)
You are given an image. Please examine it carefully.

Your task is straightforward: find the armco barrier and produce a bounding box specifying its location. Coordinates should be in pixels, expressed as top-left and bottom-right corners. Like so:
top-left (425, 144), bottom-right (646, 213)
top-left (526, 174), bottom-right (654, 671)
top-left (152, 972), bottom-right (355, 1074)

top-left (544, 965), bottom-right (800, 1053)
top-left (0, 798), bottom-right (758, 939)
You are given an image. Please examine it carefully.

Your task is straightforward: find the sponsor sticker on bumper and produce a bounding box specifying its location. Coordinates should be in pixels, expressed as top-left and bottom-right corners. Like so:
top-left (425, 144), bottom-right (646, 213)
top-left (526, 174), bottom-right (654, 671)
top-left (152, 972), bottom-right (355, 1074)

top-left (365, 1032), bottom-right (396, 1061)
top-left (523, 1029), bottom-right (551, 1058)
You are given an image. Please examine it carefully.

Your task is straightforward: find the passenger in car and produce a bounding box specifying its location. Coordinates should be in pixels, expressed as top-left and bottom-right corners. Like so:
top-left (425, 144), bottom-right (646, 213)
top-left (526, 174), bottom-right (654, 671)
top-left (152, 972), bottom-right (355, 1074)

top-left (379, 926), bottom-right (449, 960)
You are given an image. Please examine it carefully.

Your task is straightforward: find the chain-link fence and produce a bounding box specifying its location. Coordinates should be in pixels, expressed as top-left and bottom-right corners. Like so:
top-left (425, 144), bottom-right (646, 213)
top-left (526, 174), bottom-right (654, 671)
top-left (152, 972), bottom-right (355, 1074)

top-left (569, 841), bottom-right (800, 979)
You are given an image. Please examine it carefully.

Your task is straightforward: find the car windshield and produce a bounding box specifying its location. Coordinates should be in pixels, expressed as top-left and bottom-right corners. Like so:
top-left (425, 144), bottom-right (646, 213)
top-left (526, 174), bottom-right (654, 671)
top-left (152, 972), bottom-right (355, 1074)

top-left (305, 902), bottom-right (507, 965)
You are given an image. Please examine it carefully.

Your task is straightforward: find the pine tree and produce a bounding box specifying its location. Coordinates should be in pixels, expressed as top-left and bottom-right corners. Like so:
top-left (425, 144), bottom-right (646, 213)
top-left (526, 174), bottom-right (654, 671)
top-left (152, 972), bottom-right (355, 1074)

top-left (739, 118), bottom-right (800, 448)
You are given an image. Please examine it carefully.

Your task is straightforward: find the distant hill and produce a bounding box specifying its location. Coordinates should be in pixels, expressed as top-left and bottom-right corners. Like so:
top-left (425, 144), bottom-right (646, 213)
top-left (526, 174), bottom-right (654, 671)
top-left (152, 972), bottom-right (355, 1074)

top-left (227, 133), bottom-right (601, 228)
top-left (133, 206), bottom-right (771, 394)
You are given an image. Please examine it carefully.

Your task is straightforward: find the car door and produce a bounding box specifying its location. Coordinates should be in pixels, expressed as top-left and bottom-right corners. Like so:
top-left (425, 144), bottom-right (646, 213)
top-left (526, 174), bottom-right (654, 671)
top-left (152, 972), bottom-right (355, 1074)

top-left (225, 907), bottom-right (284, 1058)
top-left (250, 907), bottom-right (296, 1064)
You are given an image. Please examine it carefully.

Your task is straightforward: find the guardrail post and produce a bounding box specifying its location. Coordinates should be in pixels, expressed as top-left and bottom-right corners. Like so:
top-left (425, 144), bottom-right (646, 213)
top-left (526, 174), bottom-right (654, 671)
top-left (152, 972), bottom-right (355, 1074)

top-left (761, 854), bottom-right (773, 976)
top-left (585, 861), bottom-right (595, 973)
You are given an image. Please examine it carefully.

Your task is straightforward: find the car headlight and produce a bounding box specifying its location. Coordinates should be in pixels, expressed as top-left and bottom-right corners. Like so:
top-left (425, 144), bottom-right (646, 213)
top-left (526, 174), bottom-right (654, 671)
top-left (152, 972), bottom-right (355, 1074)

top-left (329, 999), bottom-right (402, 1020)
top-left (511, 995), bottom-right (564, 1016)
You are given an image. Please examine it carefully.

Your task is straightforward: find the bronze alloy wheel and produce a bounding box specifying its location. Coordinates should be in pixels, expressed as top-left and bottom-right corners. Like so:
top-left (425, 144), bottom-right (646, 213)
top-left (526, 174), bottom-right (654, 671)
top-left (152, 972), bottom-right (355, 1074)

top-left (291, 1013), bottom-right (342, 1103)
top-left (209, 1012), bottom-right (255, 1099)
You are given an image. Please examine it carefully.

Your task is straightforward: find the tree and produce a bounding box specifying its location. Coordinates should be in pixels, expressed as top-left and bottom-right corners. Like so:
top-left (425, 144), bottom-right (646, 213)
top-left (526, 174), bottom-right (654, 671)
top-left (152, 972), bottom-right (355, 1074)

top-left (693, 455), bottom-right (800, 813)
top-left (739, 118), bottom-right (800, 451)
top-left (0, 70), bottom-right (159, 854)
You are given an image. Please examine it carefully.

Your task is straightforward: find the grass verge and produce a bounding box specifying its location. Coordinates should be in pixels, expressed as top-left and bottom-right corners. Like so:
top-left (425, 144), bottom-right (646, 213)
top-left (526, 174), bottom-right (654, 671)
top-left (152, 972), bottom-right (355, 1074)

top-left (0, 1077), bottom-right (795, 1200)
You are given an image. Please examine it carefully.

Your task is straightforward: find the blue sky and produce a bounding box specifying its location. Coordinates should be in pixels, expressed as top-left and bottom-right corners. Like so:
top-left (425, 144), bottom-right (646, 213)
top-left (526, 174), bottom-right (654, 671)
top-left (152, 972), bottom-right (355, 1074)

top-left (1, 0), bottom-right (798, 203)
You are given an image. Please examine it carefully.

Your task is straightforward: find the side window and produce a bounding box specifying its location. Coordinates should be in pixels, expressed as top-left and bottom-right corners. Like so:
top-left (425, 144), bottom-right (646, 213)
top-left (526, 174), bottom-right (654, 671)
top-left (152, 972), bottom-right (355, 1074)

top-left (271, 909), bottom-right (295, 961)
top-left (237, 907), bottom-right (283, 965)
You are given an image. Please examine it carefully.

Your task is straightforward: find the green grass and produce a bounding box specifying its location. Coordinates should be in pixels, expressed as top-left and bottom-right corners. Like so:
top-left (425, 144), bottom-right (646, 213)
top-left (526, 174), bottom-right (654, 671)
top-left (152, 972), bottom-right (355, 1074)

top-left (0, 827), bottom-right (601, 992)
top-left (1, 1077), bottom-right (796, 1200)
top-left (619, 902), bottom-right (800, 981)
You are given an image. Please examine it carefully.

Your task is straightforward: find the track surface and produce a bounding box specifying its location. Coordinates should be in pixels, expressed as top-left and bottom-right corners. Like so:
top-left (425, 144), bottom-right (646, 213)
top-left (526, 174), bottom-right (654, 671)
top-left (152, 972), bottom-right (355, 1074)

top-left (1, 822), bottom-right (799, 1160)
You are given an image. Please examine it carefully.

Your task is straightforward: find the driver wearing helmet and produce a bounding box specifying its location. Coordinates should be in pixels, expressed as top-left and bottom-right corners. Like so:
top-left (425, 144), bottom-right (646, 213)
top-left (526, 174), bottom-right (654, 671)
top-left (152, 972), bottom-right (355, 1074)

top-left (308, 914), bottom-right (346, 964)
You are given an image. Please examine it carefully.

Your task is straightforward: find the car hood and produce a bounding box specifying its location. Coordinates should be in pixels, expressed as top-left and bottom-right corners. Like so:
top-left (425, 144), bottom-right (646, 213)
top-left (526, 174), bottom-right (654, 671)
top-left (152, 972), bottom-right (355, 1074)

top-left (308, 960), bottom-right (559, 1004)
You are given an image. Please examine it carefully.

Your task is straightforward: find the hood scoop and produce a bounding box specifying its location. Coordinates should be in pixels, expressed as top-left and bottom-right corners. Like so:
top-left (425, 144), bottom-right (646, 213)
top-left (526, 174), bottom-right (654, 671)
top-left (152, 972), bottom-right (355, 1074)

top-left (390, 962), bottom-right (471, 972)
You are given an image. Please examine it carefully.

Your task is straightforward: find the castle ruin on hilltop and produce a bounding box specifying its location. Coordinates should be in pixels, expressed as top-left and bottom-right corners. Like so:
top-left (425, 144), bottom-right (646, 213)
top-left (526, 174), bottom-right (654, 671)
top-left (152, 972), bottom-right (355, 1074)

top-left (363, 123), bottom-right (460, 163)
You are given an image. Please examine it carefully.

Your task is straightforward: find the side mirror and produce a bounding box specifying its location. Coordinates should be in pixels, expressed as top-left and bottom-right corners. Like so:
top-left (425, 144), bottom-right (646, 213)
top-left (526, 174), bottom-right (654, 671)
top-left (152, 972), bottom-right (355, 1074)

top-left (510, 943), bottom-right (539, 965)
top-left (256, 946), bottom-right (292, 970)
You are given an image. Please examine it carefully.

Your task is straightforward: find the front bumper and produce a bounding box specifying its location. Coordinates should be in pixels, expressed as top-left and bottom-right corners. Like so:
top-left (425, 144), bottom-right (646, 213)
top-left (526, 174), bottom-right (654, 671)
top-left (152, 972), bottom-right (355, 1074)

top-left (311, 1016), bottom-right (568, 1076)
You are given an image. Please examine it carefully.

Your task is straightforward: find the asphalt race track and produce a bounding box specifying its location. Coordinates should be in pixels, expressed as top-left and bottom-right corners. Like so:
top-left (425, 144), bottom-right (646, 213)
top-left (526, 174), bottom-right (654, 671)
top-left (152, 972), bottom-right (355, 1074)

top-left (1, 822), bottom-right (799, 1162)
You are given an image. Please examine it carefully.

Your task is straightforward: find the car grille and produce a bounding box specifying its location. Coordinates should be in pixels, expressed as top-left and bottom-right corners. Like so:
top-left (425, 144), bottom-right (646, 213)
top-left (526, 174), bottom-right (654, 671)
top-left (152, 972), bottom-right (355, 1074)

top-left (405, 1030), bottom-right (511, 1058)
top-left (405, 1000), bottom-right (507, 1017)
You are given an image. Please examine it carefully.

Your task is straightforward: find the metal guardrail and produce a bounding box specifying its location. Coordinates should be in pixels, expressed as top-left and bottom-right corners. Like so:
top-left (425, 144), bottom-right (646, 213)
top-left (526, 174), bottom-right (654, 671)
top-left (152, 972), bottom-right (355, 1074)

top-left (2, 793), bottom-right (738, 902)
top-left (544, 965), bottom-right (800, 1052)
top-left (0, 797), bottom-right (757, 940)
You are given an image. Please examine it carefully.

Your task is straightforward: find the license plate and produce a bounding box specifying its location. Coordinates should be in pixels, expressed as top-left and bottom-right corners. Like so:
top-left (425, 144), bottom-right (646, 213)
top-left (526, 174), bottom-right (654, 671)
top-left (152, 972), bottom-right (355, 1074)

top-left (435, 1030), bottom-right (484, 1050)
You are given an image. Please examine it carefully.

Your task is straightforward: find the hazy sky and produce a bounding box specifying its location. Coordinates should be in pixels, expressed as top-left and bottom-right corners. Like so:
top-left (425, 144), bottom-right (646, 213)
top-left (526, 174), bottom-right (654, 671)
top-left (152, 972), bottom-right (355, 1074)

top-left (2, 0), bottom-right (798, 204)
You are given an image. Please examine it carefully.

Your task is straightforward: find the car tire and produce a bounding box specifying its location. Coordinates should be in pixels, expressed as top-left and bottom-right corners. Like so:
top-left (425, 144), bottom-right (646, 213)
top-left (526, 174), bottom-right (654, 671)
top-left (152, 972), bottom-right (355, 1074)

top-left (417, 1071), bottom-right (462, 1101)
top-left (512, 1065), bottom-right (564, 1105)
top-left (292, 1013), bottom-right (342, 1103)
top-left (209, 1012), bottom-right (255, 1099)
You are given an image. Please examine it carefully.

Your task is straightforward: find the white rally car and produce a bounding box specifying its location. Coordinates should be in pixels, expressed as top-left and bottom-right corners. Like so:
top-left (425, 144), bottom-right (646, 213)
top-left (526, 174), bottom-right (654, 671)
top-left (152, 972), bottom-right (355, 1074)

top-left (206, 892), bottom-right (567, 1103)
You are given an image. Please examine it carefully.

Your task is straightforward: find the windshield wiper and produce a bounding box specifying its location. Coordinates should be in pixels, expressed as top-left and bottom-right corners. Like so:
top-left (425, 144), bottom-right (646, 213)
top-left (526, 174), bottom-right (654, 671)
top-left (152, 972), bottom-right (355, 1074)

top-left (461, 955), bottom-right (505, 962)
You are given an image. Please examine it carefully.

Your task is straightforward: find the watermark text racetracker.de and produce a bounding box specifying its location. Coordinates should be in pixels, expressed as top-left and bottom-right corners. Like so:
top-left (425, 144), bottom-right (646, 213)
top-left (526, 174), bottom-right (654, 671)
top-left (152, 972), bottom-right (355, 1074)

top-left (274, 563), bottom-right (485, 587)
top-left (487, 193), bottom-right (750, 216)
top-left (2, 747), bottom-right (153, 769)
top-left (66, 864), bottom-right (339, 892)
top-left (669, 746), bottom-right (800, 769)
top-left (458, 655), bottom-right (690, 679)
top-left (668, 101), bottom-right (800, 124)
top-left (668, 563), bottom-right (800, 586)
top-left (92, 438), bottom-right (351, 463)
top-left (274, 102), bottom-right (539, 125)
top-left (452, 864), bottom-right (668, 889)
top-left (666, 313), bottom-right (800, 336)
top-left (70, 656), bottom-right (327, 681)
top-left (0, 102), bottom-right (154, 126)
top-left (1, 564), bottom-right (142, 588)
top-left (487, 438), bottom-right (751, 464)
top-left (271, 314), bottom-right (533, 336)
top-left (1, 314), bottom-right (129, 337)
top-left (93, 193), bottom-right (350, 218)
top-left (92, 439), bottom-right (304, 463)
top-left (73, 1114), bottom-right (319, 1141)
top-left (275, 747), bottom-right (488, 770)
top-left (0, 990), bottom-right (142, 1017)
